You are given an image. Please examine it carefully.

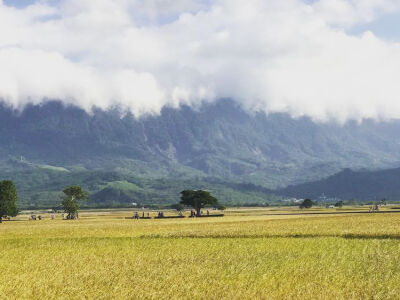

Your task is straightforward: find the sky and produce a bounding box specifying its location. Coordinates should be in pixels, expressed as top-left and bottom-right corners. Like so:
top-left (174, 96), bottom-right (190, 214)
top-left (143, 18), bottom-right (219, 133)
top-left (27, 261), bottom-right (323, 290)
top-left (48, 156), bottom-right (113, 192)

top-left (1, 0), bottom-right (400, 122)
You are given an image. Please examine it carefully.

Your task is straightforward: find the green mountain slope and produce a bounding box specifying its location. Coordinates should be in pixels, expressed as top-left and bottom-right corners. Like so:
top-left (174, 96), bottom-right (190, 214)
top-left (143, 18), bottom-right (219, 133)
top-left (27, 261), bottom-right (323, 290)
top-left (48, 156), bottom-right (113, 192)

top-left (2, 99), bottom-right (400, 206)
top-left (278, 167), bottom-right (400, 201)
top-left (0, 166), bottom-right (279, 209)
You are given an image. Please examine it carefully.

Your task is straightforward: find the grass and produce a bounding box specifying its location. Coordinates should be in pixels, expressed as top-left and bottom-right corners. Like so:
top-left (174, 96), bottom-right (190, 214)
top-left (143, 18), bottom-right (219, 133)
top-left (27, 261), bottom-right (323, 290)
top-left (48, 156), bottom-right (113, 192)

top-left (1, 208), bottom-right (400, 299)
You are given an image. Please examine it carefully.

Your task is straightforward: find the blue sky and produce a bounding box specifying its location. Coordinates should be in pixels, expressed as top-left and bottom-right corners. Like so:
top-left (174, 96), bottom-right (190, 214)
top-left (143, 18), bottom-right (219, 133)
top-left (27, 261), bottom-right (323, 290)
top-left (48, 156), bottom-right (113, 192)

top-left (4, 0), bottom-right (400, 41)
top-left (350, 11), bottom-right (400, 41)
top-left (3, 0), bottom-right (33, 6)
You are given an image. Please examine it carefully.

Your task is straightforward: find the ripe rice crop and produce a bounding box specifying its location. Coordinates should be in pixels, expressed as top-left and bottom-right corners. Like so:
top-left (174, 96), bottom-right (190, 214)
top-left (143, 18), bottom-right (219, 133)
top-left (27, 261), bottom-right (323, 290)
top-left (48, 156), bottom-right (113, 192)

top-left (1, 210), bottom-right (399, 299)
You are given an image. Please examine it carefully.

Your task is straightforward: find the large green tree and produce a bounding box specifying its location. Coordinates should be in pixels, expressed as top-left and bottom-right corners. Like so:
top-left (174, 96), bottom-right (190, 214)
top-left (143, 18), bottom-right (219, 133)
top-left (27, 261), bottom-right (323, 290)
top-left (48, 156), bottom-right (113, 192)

top-left (300, 198), bottom-right (313, 209)
top-left (0, 180), bottom-right (18, 223)
top-left (335, 200), bottom-right (344, 208)
top-left (62, 186), bottom-right (88, 219)
top-left (180, 190), bottom-right (218, 216)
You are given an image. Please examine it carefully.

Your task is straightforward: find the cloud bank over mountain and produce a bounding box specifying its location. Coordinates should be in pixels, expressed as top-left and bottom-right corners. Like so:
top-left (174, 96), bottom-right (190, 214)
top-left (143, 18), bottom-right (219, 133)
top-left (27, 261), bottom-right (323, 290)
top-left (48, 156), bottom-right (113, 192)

top-left (1, 0), bottom-right (400, 121)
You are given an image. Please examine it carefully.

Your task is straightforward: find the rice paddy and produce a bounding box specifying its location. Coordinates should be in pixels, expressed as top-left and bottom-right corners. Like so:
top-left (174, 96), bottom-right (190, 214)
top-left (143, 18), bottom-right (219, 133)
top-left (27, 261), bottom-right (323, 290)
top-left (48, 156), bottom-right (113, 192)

top-left (1, 208), bottom-right (400, 299)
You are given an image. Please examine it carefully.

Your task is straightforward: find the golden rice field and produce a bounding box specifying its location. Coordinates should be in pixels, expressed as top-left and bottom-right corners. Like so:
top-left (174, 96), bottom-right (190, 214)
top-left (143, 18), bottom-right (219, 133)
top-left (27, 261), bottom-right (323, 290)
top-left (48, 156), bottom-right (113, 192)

top-left (1, 208), bottom-right (400, 299)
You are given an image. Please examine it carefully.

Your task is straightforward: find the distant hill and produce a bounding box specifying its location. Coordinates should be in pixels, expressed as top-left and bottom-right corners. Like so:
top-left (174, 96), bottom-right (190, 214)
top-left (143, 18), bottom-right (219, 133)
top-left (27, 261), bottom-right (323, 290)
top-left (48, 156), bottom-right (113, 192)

top-left (0, 167), bottom-right (278, 209)
top-left (278, 167), bottom-right (400, 201)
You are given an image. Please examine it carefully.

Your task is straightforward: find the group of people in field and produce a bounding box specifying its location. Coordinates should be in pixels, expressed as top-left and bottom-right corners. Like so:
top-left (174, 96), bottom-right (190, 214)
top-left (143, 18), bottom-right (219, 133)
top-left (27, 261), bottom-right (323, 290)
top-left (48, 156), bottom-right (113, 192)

top-left (134, 211), bottom-right (150, 219)
top-left (30, 214), bottom-right (56, 220)
top-left (369, 204), bottom-right (380, 212)
top-left (189, 210), bottom-right (210, 217)
top-left (130, 209), bottom-right (212, 219)
top-left (28, 209), bottom-right (216, 221)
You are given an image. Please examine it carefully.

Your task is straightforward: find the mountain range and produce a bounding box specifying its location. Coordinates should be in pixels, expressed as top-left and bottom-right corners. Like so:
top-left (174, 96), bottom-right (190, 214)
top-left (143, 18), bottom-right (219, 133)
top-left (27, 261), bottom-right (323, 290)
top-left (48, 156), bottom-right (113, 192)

top-left (1, 99), bottom-right (400, 207)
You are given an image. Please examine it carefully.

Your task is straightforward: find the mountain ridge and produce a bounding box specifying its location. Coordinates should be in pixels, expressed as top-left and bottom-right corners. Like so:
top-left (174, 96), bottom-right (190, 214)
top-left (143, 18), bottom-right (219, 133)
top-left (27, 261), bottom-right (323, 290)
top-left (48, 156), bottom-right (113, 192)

top-left (278, 167), bottom-right (400, 201)
top-left (2, 99), bottom-right (400, 206)
top-left (2, 99), bottom-right (400, 185)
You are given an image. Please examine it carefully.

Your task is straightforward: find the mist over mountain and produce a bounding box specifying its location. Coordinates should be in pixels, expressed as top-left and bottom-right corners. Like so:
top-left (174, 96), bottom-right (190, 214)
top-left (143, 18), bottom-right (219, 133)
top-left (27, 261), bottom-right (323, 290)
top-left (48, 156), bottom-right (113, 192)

top-left (3, 1), bottom-right (400, 122)
top-left (2, 99), bottom-right (400, 207)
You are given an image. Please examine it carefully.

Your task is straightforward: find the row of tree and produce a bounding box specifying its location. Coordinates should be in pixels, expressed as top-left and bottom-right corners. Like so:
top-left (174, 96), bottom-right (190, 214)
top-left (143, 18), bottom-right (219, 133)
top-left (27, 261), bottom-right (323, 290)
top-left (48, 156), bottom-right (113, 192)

top-left (0, 180), bottom-right (325, 222)
top-left (0, 176), bottom-right (266, 223)
top-left (0, 182), bottom-right (222, 222)
top-left (0, 183), bottom-right (91, 222)
top-left (61, 188), bottom-right (221, 218)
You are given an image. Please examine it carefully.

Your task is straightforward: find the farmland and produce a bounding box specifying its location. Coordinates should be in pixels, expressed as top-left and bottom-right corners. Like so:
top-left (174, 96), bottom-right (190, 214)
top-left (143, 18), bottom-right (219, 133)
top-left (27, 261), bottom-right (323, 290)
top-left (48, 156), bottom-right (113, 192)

top-left (1, 208), bottom-right (400, 299)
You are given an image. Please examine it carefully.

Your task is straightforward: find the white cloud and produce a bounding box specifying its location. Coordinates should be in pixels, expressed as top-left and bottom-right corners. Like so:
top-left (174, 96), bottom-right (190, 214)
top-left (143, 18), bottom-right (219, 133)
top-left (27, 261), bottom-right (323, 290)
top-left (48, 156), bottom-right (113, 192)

top-left (313, 0), bottom-right (400, 26)
top-left (1, 0), bottom-right (400, 121)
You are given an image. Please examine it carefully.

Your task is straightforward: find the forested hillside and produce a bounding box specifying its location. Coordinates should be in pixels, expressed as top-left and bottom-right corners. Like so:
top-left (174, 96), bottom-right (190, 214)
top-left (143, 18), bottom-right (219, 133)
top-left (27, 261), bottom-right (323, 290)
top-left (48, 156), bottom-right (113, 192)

top-left (279, 167), bottom-right (400, 201)
top-left (2, 99), bottom-right (400, 206)
top-left (0, 166), bottom-right (279, 208)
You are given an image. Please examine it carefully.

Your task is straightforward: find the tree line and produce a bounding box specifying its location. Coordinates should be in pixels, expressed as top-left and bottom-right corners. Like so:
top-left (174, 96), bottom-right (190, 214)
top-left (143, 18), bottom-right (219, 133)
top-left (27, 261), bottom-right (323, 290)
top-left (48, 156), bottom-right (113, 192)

top-left (0, 180), bottom-right (221, 221)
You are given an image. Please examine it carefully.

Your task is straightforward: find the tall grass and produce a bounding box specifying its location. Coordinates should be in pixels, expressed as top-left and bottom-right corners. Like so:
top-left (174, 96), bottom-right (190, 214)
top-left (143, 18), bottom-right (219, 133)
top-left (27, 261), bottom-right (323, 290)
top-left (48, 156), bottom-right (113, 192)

top-left (1, 211), bottom-right (399, 299)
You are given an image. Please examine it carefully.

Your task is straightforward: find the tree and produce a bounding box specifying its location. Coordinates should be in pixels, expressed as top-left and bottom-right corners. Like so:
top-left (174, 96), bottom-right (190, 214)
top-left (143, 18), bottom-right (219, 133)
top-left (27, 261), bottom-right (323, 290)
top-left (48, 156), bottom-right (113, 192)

top-left (335, 200), bottom-right (344, 208)
top-left (180, 190), bottom-right (219, 216)
top-left (62, 186), bottom-right (88, 219)
top-left (0, 180), bottom-right (18, 223)
top-left (300, 198), bottom-right (313, 209)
